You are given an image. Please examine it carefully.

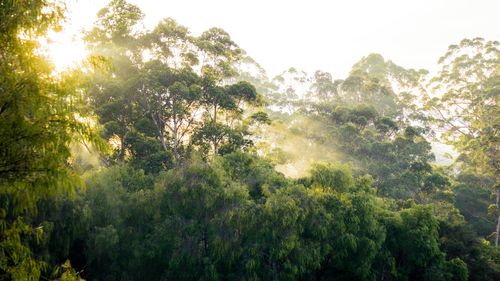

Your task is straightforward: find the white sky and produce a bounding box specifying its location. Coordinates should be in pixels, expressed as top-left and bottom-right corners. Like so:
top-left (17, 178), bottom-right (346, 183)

top-left (50, 0), bottom-right (499, 78)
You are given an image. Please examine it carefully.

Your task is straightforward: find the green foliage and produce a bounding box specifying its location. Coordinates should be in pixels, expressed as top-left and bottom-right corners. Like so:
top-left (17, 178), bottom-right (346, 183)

top-left (219, 152), bottom-right (288, 198)
top-left (31, 154), bottom-right (475, 280)
top-left (309, 162), bottom-right (355, 192)
top-left (55, 260), bottom-right (84, 281)
top-left (84, 0), bottom-right (144, 164)
top-left (425, 38), bottom-right (499, 245)
top-left (0, 1), bottom-right (100, 279)
top-left (437, 209), bottom-right (500, 281)
top-left (454, 173), bottom-right (497, 237)
top-left (86, 3), bottom-right (262, 163)
top-left (3, 1), bottom-right (498, 280)
top-left (85, 0), bottom-right (144, 45)
top-left (249, 111), bottom-right (272, 125)
top-left (308, 103), bottom-right (442, 200)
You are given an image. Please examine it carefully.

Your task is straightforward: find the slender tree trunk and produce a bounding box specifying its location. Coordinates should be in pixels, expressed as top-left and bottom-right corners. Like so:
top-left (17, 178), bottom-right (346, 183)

top-left (172, 97), bottom-right (179, 162)
top-left (496, 187), bottom-right (499, 247)
top-left (158, 125), bottom-right (168, 151)
top-left (151, 112), bottom-right (168, 151)
top-left (119, 134), bottom-right (125, 165)
top-left (493, 145), bottom-right (499, 247)
top-left (173, 138), bottom-right (179, 162)
top-left (119, 118), bottom-right (126, 164)
top-left (213, 140), bottom-right (218, 154)
top-left (213, 104), bottom-right (218, 154)
top-left (203, 227), bottom-right (208, 253)
top-left (172, 122), bottom-right (179, 162)
top-left (213, 104), bottom-right (217, 124)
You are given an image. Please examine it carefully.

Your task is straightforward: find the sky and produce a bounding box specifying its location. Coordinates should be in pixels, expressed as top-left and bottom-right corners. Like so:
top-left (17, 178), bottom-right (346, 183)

top-left (48, 0), bottom-right (500, 78)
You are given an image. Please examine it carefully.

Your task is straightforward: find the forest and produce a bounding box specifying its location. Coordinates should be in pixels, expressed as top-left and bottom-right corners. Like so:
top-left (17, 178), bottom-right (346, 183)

top-left (0, 0), bottom-right (499, 280)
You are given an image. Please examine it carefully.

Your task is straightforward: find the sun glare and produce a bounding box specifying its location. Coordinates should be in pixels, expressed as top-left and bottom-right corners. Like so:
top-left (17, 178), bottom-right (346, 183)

top-left (43, 30), bottom-right (88, 72)
top-left (39, 0), bottom-right (100, 73)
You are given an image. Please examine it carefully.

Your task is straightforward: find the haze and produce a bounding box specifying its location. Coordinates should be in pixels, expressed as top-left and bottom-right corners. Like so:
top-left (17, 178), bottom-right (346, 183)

top-left (53, 0), bottom-right (500, 77)
top-left (4, 1), bottom-right (500, 279)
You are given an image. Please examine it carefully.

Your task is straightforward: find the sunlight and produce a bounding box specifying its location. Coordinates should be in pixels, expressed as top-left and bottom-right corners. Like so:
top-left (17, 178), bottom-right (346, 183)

top-left (43, 30), bottom-right (88, 72)
top-left (2, 1), bottom-right (499, 279)
top-left (38, 0), bottom-right (101, 72)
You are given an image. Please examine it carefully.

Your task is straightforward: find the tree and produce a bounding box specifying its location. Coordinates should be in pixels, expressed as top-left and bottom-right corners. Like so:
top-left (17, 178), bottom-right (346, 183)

top-left (0, 1), bottom-right (96, 279)
top-left (138, 18), bottom-right (202, 162)
top-left (310, 70), bottom-right (338, 103)
top-left (348, 53), bottom-right (429, 120)
top-left (339, 69), bottom-right (400, 117)
top-left (140, 60), bottom-right (202, 162)
top-left (436, 203), bottom-right (500, 281)
top-left (84, 0), bottom-right (143, 47)
top-left (309, 162), bottom-right (355, 192)
top-left (380, 206), bottom-right (468, 281)
top-left (197, 69), bottom-right (258, 155)
top-left (426, 38), bottom-right (499, 245)
top-left (142, 18), bottom-right (198, 68)
top-left (139, 20), bottom-right (259, 158)
top-left (85, 0), bottom-right (144, 164)
top-left (310, 103), bottom-right (439, 200)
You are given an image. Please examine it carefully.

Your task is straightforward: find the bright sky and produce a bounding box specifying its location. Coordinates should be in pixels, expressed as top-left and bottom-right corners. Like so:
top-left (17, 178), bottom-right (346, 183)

top-left (48, 0), bottom-right (499, 78)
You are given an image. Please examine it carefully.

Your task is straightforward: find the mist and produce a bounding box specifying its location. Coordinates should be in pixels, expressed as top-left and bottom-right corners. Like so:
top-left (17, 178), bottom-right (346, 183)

top-left (1, 1), bottom-right (499, 280)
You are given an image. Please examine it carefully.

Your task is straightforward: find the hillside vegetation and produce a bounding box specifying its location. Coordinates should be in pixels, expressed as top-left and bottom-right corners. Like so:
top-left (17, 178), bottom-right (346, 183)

top-left (0, 1), bottom-right (498, 280)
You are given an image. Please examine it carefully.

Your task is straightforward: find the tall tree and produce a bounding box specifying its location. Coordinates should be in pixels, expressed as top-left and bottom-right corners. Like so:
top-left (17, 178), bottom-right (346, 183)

top-left (140, 61), bottom-right (202, 161)
top-left (138, 19), bottom-right (202, 162)
top-left (425, 38), bottom-right (499, 245)
top-left (310, 70), bottom-right (339, 103)
top-left (0, 1), bottom-right (95, 279)
top-left (194, 28), bottom-right (258, 155)
top-left (84, 0), bottom-right (144, 163)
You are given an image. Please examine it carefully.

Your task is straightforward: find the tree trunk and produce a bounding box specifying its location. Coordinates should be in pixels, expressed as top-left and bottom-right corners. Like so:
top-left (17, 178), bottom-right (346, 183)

top-left (493, 145), bottom-right (499, 247)
top-left (158, 125), bottom-right (168, 151)
top-left (119, 134), bottom-right (125, 164)
top-left (118, 118), bottom-right (126, 164)
top-left (152, 112), bottom-right (168, 151)
top-left (172, 97), bottom-right (179, 162)
top-left (213, 139), bottom-right (218, 155)
top-left (213, 104), bottom-right (218, 154)
top-left (172, 123), bottom-right (179, 163)
top-left (496, 187), bottom-right (499, 247)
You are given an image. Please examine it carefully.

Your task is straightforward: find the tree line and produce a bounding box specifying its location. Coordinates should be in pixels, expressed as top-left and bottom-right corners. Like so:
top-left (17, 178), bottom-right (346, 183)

top-left (0, 0), bottom-right (498, 280)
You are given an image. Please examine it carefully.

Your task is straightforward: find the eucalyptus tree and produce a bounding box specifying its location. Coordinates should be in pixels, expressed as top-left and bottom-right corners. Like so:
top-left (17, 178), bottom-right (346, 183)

top-left (425, 38), bottom-right (500, 245)
top-left (269, 68), bottom-right (311, 113)
top-left (138, 20), bottom-right (259, 158)
top-left (194, 75), bottom-right (258, 155)
top-left (352, 53), bottom-right (429, 117)
top-left (138, 19), bottom-right (203, 162)
top-left (142, 18), bottom-right (198, 68)
top-left (84, 0), bottom-right (144, 163)
top-left (313, 104), bottom-right (442, 200)
top-left (140, 60), bottom-right (202, 162)
top-left (309, 70), bottom-right (339, 103)
top-left (192, 29), bottom-right (259, 155)
top-left (196, 28), bottom-right (241, 154)
top-left (332, 53), bottom-right (429, 120)
top-left (339, 69), bottom-right (399, 116)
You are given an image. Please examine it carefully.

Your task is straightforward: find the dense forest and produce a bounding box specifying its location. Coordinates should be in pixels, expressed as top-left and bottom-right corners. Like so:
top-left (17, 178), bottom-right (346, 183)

top-left (0, 0), bottom-right (499, 280)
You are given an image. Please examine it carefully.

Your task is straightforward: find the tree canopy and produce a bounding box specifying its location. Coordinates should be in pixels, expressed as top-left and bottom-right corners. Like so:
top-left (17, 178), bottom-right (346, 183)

top-left (0, 1), bottom-right (498, 280)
